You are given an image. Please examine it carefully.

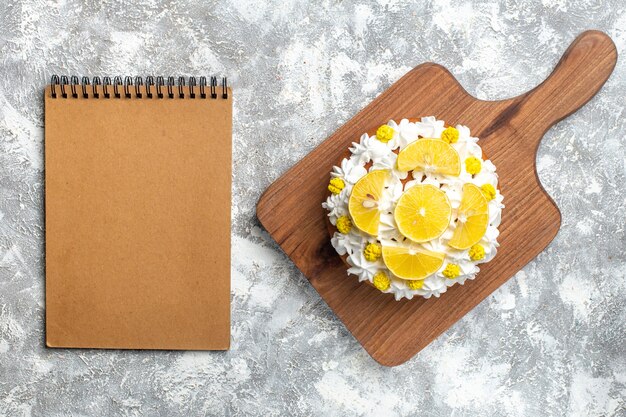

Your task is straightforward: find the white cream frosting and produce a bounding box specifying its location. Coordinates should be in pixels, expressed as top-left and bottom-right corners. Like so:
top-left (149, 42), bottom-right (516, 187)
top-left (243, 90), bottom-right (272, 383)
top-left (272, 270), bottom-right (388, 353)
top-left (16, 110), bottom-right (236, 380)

top-left (322, 117), bottom-right (505, 300)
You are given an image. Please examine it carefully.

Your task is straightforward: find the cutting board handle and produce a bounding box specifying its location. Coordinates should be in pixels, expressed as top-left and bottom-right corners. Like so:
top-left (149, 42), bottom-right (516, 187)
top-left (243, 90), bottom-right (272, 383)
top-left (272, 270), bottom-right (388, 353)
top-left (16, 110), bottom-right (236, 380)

top-left (520, 30), bottom-right (617, 131)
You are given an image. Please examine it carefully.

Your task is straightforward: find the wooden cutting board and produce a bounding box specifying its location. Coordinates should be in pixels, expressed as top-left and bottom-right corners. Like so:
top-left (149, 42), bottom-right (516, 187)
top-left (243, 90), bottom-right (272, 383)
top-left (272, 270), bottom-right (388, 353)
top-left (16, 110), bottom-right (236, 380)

top-left (256, 30), bottom-right (617, 366)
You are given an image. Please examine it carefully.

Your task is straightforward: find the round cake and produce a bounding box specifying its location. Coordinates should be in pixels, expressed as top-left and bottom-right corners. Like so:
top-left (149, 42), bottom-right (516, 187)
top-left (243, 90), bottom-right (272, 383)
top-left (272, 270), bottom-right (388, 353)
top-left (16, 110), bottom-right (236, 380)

top-left (322, 117), bottom-right (504, 300)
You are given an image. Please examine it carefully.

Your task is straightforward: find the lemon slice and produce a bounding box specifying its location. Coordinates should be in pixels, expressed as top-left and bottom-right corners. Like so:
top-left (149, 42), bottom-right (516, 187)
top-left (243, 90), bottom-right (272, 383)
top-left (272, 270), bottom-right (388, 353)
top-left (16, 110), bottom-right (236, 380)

top-left (394, 184), bottom-right (451, 242)
top-left (448, 183), bottom-right (489, 250)
top-left (396, 138), bottom-right (461, 176)
top-left (348, 170), bottom-right (389, 235)
top-left (382, 245), bottom-right (445, 280)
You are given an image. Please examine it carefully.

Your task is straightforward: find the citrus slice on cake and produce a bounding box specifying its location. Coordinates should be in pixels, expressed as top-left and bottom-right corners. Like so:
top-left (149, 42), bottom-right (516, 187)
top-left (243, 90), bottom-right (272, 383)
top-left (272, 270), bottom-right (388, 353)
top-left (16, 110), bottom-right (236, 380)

top-left (394, 184), bottom-right (451, 242)
top-left (448, 183), bottom-right (489, 250)
top-left (348, 170), bottom-right (389, 235)
top-left (396, 138), bottom-right (461, 176)
top-left (382, 245), bottom-right (445, 280)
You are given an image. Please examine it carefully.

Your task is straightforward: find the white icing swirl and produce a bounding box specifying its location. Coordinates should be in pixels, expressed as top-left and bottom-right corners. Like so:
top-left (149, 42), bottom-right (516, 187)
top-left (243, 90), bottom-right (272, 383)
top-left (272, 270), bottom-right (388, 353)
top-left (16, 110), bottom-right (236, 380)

top-left (323, 117), bottom-right (504, 300)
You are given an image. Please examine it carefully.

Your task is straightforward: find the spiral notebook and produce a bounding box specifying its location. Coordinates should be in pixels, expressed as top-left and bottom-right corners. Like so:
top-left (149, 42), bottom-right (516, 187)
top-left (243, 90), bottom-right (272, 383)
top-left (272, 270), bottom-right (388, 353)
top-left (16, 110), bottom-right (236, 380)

top-left (45, 75), bottom-right (232, 350)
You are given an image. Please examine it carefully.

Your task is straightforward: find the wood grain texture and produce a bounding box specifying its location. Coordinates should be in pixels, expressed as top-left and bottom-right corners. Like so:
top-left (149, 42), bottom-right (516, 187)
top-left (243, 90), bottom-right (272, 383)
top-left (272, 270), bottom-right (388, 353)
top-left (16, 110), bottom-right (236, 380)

top-left (256, 30), bottom-right (617, 366)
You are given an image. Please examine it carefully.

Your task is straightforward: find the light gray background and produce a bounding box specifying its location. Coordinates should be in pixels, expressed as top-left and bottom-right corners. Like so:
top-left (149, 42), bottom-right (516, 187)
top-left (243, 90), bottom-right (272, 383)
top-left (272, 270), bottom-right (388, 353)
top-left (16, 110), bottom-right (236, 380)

top-left (0, 0), bottom-right (624, 416)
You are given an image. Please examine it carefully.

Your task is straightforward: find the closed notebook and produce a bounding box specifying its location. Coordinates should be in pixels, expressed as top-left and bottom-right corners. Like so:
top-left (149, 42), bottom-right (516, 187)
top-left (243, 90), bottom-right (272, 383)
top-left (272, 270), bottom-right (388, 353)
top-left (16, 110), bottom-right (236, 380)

top-left (44, 75), bottom-right (231, 350)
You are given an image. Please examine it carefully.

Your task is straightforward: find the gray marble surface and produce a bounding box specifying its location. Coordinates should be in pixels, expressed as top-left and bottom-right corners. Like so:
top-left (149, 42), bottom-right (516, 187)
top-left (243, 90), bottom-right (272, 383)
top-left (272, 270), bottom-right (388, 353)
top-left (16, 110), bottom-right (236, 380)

top-left (0, 0), bottom-right (625, 416)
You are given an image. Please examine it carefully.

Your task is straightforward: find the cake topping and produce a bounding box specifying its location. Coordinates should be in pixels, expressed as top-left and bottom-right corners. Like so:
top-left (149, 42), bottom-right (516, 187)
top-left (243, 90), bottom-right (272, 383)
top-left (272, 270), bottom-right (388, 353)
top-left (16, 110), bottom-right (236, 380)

top-left (323, 117), bottom-right (504, 300)
top-left (373, 271), bottom-right (391, 291)
top-left (448, 183), bottom-right (489, 250)
top-left (382, 245), bottom-right (445, 280)
top-left (336, 216), bottom-right (352, 234)
top-left (442, 264), bottom-right (461, 279)
top-left (348, 170), bottom-right (389, 235)
top-left (394, 184), bottom-right (451, 243)
top-left (363, 242), bottom-right (382, 262)
top-left (396, 138), bottom-right (461, 176)
top-left (480, 183), bottom-right (497, 201)
top-left (407, 279), bottom-right (424, 290)
top-left (469, 244), bottom-right (486, 261)
top-left (465, 156), bottom-right (482, 175)
top-left (328, 177), bottom-right (345, 195)
top-left (375, 124), bottom-right (395, 143)
top-left (440, 126), bottom-right (459, 144)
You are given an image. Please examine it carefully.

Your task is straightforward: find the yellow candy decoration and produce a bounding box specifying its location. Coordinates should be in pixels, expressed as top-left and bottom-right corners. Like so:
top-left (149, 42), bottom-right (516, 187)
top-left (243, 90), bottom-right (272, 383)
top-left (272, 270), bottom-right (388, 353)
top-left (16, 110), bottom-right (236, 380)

top-left (336, 216), bottom-right (352, 234)
top-left (442, 264), bottom-right (461, 279)
top-left (469, 244), bottom-right (485, 261)
top-left (480, 183), bottom-right (496, 201)
top-left (363, 243), bottom-right (382, 262)
top-left (465, 156), bottom-right (482, 175)
top-left (328, 177), bottom-right (345, 194)
top-left (376, 124), bottom-right (394, 143)
top-left (373, 271), bottom-right (391, 291)
top-left (407, 279), bottom-right (424, 290)
top-left (441, 126), bottom-right (459, 144)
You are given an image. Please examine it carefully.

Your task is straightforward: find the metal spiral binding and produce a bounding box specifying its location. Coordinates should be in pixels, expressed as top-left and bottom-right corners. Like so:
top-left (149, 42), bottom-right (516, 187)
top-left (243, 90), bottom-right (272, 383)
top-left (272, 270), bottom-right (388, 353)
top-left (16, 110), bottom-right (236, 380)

top-left (156, 76), bottom-right (164, 98)
top-left (199, 76), bottom-right (207, 99)
top-left (124, 76), bottom-right (132, 98)
top-left (50, 75), bottom-right (229, 99)
top-left (70, 76), bottom-right (79, 98)
top-left (189, 77), bottom-right (196, 99)
top-left (178, 76), bottom-right (185, 99)
top-left (113, 76), bottom-right (123, 98)
top-left (81, 76), bottom-right (90, 98)
top-left (93, 77), bottom-right (102, 98)
top-left (102, 76), bottom-right (111, 98)
top-left (167, 76), bottom-right (175, 99)
top-left (210, 76), bottom-right (217, 99)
